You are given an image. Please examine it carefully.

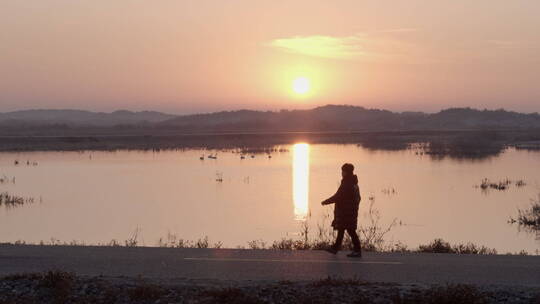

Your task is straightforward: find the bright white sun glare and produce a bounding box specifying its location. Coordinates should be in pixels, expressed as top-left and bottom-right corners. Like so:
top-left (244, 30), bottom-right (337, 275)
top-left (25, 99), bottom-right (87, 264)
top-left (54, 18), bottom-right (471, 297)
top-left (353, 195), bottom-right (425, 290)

top-left (292, 77), bottom-right (310, 94)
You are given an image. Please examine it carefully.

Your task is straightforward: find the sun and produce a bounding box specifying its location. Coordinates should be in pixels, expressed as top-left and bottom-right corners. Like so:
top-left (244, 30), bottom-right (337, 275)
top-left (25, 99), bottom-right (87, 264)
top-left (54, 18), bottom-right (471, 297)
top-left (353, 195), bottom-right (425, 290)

top-left (292, 77), bottom-right (310, 95)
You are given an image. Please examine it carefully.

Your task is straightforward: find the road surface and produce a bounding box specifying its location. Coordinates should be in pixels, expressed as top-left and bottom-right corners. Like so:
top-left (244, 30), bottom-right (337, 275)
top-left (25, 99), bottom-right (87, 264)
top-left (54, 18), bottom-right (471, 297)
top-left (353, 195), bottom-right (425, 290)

top-left (0, 245), bottom-right (539, 286)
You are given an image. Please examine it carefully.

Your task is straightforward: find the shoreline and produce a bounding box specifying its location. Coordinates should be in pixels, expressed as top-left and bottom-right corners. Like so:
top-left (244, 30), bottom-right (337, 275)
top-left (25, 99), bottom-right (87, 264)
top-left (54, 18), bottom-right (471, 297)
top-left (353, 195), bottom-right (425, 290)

top-left (1, 130), bottom-right (539, 155)
top-left (0, 239), bottom-right (537, 256)
top-left (0, 130), bottom-right (539, 166)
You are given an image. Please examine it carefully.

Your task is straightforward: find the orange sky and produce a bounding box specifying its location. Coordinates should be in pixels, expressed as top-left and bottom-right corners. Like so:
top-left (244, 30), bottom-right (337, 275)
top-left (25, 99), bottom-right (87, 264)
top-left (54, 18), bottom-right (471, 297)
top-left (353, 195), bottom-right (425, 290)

top-left (1, 0), bottom-right (539, 114)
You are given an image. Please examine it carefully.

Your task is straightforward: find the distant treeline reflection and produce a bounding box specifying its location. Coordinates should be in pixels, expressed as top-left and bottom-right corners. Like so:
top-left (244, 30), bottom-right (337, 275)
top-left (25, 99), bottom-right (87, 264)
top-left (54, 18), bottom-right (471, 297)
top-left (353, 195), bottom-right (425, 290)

top-left (1, 130), bottom-right (540, 160)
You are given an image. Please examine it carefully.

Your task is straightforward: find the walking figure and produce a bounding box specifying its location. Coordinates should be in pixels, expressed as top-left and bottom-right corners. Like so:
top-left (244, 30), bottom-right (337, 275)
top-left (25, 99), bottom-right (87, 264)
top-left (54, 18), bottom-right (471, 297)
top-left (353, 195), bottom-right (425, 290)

top-left (321, 163), bottom-right (362, 257)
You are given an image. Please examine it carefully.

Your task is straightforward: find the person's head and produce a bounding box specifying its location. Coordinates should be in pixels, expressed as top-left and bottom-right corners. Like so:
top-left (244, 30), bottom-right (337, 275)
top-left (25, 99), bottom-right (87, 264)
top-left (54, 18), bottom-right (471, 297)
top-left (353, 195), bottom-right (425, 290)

top-left (341, 163), bottom-right (354, 177)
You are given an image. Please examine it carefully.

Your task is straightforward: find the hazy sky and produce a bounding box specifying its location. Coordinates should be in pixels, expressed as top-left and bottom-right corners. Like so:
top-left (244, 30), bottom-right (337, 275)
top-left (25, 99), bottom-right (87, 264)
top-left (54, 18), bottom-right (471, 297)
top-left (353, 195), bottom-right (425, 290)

top-left (1, 0), bottom-right (540, 114)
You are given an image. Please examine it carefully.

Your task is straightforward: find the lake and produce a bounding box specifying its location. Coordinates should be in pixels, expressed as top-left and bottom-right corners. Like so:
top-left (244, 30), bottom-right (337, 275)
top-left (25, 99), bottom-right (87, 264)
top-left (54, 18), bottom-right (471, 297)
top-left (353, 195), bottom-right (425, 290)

top-left (1, 144), bottom-right (539, 253)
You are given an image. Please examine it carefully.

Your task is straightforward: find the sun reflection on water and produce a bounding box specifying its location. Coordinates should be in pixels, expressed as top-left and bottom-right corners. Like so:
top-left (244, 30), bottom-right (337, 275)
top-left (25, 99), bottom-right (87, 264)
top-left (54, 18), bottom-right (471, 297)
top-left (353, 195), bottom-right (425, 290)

top-left (293, 143), bottom-right (310, 220)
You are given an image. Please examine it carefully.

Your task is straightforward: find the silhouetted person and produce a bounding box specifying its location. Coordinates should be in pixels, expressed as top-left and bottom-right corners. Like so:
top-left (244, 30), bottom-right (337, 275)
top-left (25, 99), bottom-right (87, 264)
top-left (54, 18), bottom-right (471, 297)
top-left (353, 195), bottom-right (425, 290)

top-left (321, 163), bottom-right (362, 257)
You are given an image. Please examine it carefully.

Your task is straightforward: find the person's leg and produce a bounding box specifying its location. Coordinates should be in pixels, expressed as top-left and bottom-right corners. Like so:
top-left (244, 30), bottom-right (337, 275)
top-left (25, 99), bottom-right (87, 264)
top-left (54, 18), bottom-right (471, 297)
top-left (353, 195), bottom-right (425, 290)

top-left (332, 229), bottom-right (345, 251)
top-left (346, 229), bottom-right (361, 253)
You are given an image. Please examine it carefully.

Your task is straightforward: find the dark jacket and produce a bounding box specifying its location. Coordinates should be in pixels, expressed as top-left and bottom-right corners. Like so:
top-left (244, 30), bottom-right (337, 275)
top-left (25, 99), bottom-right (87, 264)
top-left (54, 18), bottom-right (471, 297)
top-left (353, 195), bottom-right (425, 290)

top-left (326, 174), bottom-right (361, 230)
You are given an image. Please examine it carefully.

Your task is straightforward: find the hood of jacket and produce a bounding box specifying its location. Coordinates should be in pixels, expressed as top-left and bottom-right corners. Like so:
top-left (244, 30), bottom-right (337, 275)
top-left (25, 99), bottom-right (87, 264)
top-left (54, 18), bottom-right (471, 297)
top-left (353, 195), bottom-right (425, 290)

top-left (342, 174), bottom-right (358, 186)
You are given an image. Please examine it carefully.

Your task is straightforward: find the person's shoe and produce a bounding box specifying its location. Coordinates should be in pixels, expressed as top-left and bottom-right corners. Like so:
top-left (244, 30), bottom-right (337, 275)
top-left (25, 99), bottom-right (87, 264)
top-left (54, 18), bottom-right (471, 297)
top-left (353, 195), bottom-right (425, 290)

top-left (346, 251), bottom-right (362, 258)
top-left (325, 247), bottom-right (338, 255)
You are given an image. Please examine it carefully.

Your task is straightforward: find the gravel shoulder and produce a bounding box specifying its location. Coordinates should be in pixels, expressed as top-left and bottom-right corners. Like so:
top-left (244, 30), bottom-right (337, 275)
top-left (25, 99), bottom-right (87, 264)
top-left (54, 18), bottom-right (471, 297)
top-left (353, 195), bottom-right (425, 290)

top-left (1, 271), bottom-right (539, 304)
top-left (1, 245), bottom-right (540, 303)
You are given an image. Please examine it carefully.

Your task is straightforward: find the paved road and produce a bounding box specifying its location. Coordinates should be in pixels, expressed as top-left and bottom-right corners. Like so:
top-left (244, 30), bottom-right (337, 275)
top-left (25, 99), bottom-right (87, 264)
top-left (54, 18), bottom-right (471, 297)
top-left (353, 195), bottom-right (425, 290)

top-left (0, 245), bottom-right (539, 286)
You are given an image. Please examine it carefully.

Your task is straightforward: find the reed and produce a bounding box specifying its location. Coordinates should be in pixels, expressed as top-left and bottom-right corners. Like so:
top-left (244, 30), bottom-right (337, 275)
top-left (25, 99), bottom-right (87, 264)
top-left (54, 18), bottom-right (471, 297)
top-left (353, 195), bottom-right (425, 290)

top-left (0, 192), bottom-right (35, 208)
top-left (511, 193), bottom-right (540, 233)
top-left (475, 178), bottom-right (527, 192)
top-left (0, 175), bottom-right (15, 184)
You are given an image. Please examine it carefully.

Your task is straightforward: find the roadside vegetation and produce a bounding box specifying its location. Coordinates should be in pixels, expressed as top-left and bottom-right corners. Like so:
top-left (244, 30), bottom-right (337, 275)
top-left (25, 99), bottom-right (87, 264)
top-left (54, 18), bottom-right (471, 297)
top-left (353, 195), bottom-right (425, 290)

top-left (157, 235), bottom-right (223, 249)
top-left (417, 239), bottom-right (497, 255)
top-left (3, 196), bottom-right (524, 255)
top-left (1, 271), bottom-right (538, 304)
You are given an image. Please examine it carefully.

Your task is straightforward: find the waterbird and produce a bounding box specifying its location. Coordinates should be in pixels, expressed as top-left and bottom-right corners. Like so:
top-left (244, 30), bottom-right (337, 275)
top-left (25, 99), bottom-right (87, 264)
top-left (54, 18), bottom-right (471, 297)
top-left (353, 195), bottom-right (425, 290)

top-left (215, 172), bottom-right (223, 182)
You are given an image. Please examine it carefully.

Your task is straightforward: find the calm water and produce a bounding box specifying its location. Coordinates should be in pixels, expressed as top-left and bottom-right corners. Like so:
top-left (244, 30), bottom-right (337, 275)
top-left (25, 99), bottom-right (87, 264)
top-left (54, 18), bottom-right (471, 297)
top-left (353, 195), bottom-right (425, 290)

top-left (1, 144), bottom-right (539, 253)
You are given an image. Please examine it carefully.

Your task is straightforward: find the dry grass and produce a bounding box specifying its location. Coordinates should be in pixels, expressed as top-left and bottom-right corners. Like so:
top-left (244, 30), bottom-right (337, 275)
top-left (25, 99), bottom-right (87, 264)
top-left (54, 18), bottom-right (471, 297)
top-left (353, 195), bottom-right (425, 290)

top-left (0, 272), bottom-right (533, 304)
top-left (127, 281), bottom-right (166, 302)
top-left (395, 284), bottom-right (489, 304)
top-left (310, 276), bottom-right (368, 287)
top-left (201, 288), bottom-right (265, 304)
top-left (417, 239), bottom-right (497, 255)
top-left (157, 234), bottom-right (223, 249)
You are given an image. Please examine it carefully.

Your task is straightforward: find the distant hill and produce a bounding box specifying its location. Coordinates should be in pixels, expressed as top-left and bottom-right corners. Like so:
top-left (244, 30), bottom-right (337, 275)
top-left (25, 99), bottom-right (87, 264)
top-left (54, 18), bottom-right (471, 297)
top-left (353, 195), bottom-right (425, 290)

top-left (0, 109), bottom-right (176, 127)
top-left (1, 106), bottom-right (539, 134)
top-left (159, 105), bottom-right (540, 132)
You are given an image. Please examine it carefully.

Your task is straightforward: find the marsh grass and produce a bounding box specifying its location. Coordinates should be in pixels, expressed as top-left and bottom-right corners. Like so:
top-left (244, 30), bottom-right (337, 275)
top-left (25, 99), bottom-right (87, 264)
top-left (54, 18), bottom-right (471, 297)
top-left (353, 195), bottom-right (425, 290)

top-left (478, 178), bottom-right (512, 191)
top-left (516, 179), bottom-right (527, 187)
top-left (0, 192), bottom-right (35, 208)
top-left (474, 178), bottom-right (528, 193)
top-left (511, 193), bottom-right (540, 233)
top-left (0, 175), bottom-right (15, 184)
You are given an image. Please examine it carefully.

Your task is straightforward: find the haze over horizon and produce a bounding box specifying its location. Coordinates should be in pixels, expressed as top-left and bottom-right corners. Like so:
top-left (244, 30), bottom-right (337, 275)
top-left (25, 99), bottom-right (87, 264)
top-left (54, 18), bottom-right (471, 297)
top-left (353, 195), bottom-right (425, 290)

top-left (2, 0), bottom-right (540, 114)
top-left (2, 104), bottom-right (540, 117)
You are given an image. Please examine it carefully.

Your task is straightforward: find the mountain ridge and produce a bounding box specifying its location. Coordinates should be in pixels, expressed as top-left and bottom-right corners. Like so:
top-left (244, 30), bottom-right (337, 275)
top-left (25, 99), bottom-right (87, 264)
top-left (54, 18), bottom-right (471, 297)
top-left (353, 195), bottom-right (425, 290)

top-left (1, 105), bottom-right (539, 132)
top-left (159, 105), bottom-right (540, 132)
top-left (0, 109), bottom-right (176, 126)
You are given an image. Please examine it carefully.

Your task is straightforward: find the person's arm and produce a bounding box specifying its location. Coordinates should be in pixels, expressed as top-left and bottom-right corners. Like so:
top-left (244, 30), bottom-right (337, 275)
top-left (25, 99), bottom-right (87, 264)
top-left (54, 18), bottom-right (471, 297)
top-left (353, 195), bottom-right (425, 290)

top-left (321, 198), bottom-right (334, 205)
top-left (321, 183), bottom-right (344, 205)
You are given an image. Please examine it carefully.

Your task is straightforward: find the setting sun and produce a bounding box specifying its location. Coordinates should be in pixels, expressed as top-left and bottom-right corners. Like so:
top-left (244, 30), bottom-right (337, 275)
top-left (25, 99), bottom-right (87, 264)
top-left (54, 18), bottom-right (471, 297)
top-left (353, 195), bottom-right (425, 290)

top-left (292, 77), bottom-right (310, 95)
